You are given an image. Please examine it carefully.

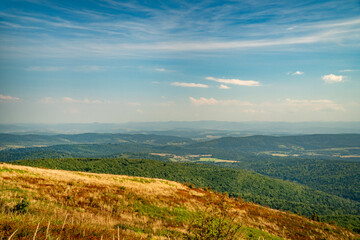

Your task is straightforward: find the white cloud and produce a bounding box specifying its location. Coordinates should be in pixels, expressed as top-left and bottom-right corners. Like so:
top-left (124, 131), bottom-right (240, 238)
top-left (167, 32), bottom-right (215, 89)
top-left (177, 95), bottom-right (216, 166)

top-left (292, 71), bottom-right (304, 75)
top-left (322, 74), bottom-right (343, 83)
top-left (172, 82), bottom-right (209, 88)
top-left (339, 69), bottom-right (356, 72)
top-left (287, 26), bottom-right (296, 30)
top-left (189, 97), bottom-right (344, 113)
top-left (155, 68), bottom-right (166, 72)
top-left (0, 94), bottom-right (20, 102)
top-left (205, 77), bottom-right (260, 86)
top-left (190, 97), bottom-right (218, 105)
top-left (128, 102), bottom-right (142, 107)
top-left (219, 84), bottom-right (230, 89)
top-left (62, 97), bottom-right (102, 104)
top-left (73, 65), bottom-right (102, 72)
top-left (41, 97), bottom-right (102, 104)
top-left (63, 97), bottom-right (78, 103)
top-left (285, 98), bottom-right (345, 111)
top-left (189, 97), bottom-right (252, 106)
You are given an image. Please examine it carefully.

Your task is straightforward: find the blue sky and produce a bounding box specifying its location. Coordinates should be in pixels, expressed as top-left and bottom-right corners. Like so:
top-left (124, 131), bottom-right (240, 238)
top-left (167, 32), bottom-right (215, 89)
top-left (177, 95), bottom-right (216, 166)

top-left (0, 0), bottom-right (359, 123)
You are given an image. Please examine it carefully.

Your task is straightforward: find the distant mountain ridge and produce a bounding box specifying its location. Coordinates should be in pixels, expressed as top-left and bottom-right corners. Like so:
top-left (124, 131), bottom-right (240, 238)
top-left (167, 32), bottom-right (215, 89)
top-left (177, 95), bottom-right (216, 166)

top-left (195, 134), bottom-right (360, 151)
top-left (1, 132), bottom-right (359, 150)
top-left (1, 121), bottom-right (360, 136)
top-left (0, 133), bottom-right (193, 149)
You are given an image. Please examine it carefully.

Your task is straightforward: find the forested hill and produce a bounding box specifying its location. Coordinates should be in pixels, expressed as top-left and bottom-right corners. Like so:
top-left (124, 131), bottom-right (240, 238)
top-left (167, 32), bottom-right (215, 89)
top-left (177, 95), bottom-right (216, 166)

top-left (1, 133), bottom-right (359, 151)
top-left (0, 133), bottom-right (193, 149)
top-left (193, 134), bottom-right (360, 151)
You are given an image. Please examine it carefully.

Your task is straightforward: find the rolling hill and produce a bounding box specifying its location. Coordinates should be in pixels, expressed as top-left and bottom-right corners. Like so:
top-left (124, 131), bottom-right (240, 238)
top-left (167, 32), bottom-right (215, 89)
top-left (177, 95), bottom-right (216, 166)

top-left (1, 163), bottom-right (359, 239)
top-left (11, 158), bottom-right (360, 232)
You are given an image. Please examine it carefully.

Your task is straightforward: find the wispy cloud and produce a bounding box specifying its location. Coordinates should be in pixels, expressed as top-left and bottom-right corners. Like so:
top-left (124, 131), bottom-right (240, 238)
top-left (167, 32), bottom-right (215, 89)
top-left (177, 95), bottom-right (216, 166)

top-left (285, 98), bottom-right (345, 111)
top-left (339, 69), bottom-right (356, 72)
top-left (0, 94), bottom-right (20, 102)
top-left (172, 82), bottom-right (209, 88)
top-left (189, 97), bottom-right (252, 106)
top-left (73, 65), bottom-right (102, 72)
top-left (2, 15), bottom-right (360, 59)
top-left (155, 68), bottom-right (166, 72)
top-left (189, 97), bottom-right (345, 113)
top-left (1, 1), bottom-right (359, 60)
top-left (190, 97), bottom-right (225, 106)
top-left (63, 97), bottom-right (102, 104)
top-left (41, 97), bottom-right (102, 104)
top-left (291, 71), bottom-right (304, 75)
top-left (219, 84), bottom-right (230, 89)
top-left (287, 26), bottom-right (296, 31)
top-left (26, 65), bottom-right (104, 72)
top-left (205, 77), bottom-right (260, 87)
top-left (322, 74), bottom-right (344, 83)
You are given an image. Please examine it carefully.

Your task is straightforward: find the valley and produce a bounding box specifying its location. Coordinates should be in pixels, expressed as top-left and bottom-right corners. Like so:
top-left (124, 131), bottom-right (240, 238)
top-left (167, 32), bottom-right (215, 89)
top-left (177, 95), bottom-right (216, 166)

top-left (1, 132), bottom-right (360, 237)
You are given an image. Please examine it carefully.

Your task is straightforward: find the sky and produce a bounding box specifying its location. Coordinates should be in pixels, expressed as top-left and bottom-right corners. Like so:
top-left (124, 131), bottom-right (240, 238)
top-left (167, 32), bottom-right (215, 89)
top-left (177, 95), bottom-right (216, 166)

top-left (0, 0), bottom-right (359, 123)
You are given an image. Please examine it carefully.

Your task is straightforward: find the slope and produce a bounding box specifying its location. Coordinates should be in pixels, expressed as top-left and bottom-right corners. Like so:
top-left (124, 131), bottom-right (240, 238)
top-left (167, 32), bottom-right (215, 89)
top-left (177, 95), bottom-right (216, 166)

top-left (1, 163), bottom-right (358, 240)
top-left (12, 158), bottom-right (360, 219)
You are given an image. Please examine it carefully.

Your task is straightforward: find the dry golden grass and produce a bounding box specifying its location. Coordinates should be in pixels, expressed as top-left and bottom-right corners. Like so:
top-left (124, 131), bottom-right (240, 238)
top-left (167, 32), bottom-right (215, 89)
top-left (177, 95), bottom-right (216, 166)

top-left (0, 163), bottom-right (359, 240)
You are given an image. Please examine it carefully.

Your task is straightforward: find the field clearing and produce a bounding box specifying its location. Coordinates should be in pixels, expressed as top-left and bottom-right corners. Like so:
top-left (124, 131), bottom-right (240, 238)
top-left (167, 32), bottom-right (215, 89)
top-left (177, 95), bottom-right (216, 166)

top-left (197, 157), bottom-right (238, 163)
top-left (338, 155), bottom-right (360, 158)
top-left (312, 147), bottom-right (360, 152)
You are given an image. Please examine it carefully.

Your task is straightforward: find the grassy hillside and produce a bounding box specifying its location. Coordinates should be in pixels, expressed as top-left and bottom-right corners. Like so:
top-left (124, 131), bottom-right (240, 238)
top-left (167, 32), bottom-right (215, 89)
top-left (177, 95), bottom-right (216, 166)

top-left (12, 158), bottom-right (360, 219)
top-left (1, 163), bottom-right (359, 240)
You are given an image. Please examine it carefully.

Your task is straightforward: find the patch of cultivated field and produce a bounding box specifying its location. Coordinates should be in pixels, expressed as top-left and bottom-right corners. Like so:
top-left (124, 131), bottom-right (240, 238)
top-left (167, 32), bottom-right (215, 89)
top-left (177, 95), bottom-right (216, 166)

top-left (197, 157), bottom-right (238, 163)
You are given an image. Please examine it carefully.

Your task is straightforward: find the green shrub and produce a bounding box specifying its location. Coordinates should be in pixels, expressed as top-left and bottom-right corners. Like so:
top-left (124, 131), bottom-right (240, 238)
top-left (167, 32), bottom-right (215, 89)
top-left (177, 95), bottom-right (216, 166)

top-left (13, 199), bottom-right (30, 214)
top-left (185, 196), bottom-right (242, 240)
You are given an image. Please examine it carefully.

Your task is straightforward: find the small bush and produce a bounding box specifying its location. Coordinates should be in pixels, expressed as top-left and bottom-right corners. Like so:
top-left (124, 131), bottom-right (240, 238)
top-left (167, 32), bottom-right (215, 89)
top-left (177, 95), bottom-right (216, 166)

top-left (310, 213), bottom-right (321, 222)
top-left (13, 199), bottom-right (30, 214)
top-left (185, 195), bottom-right (242, 240)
